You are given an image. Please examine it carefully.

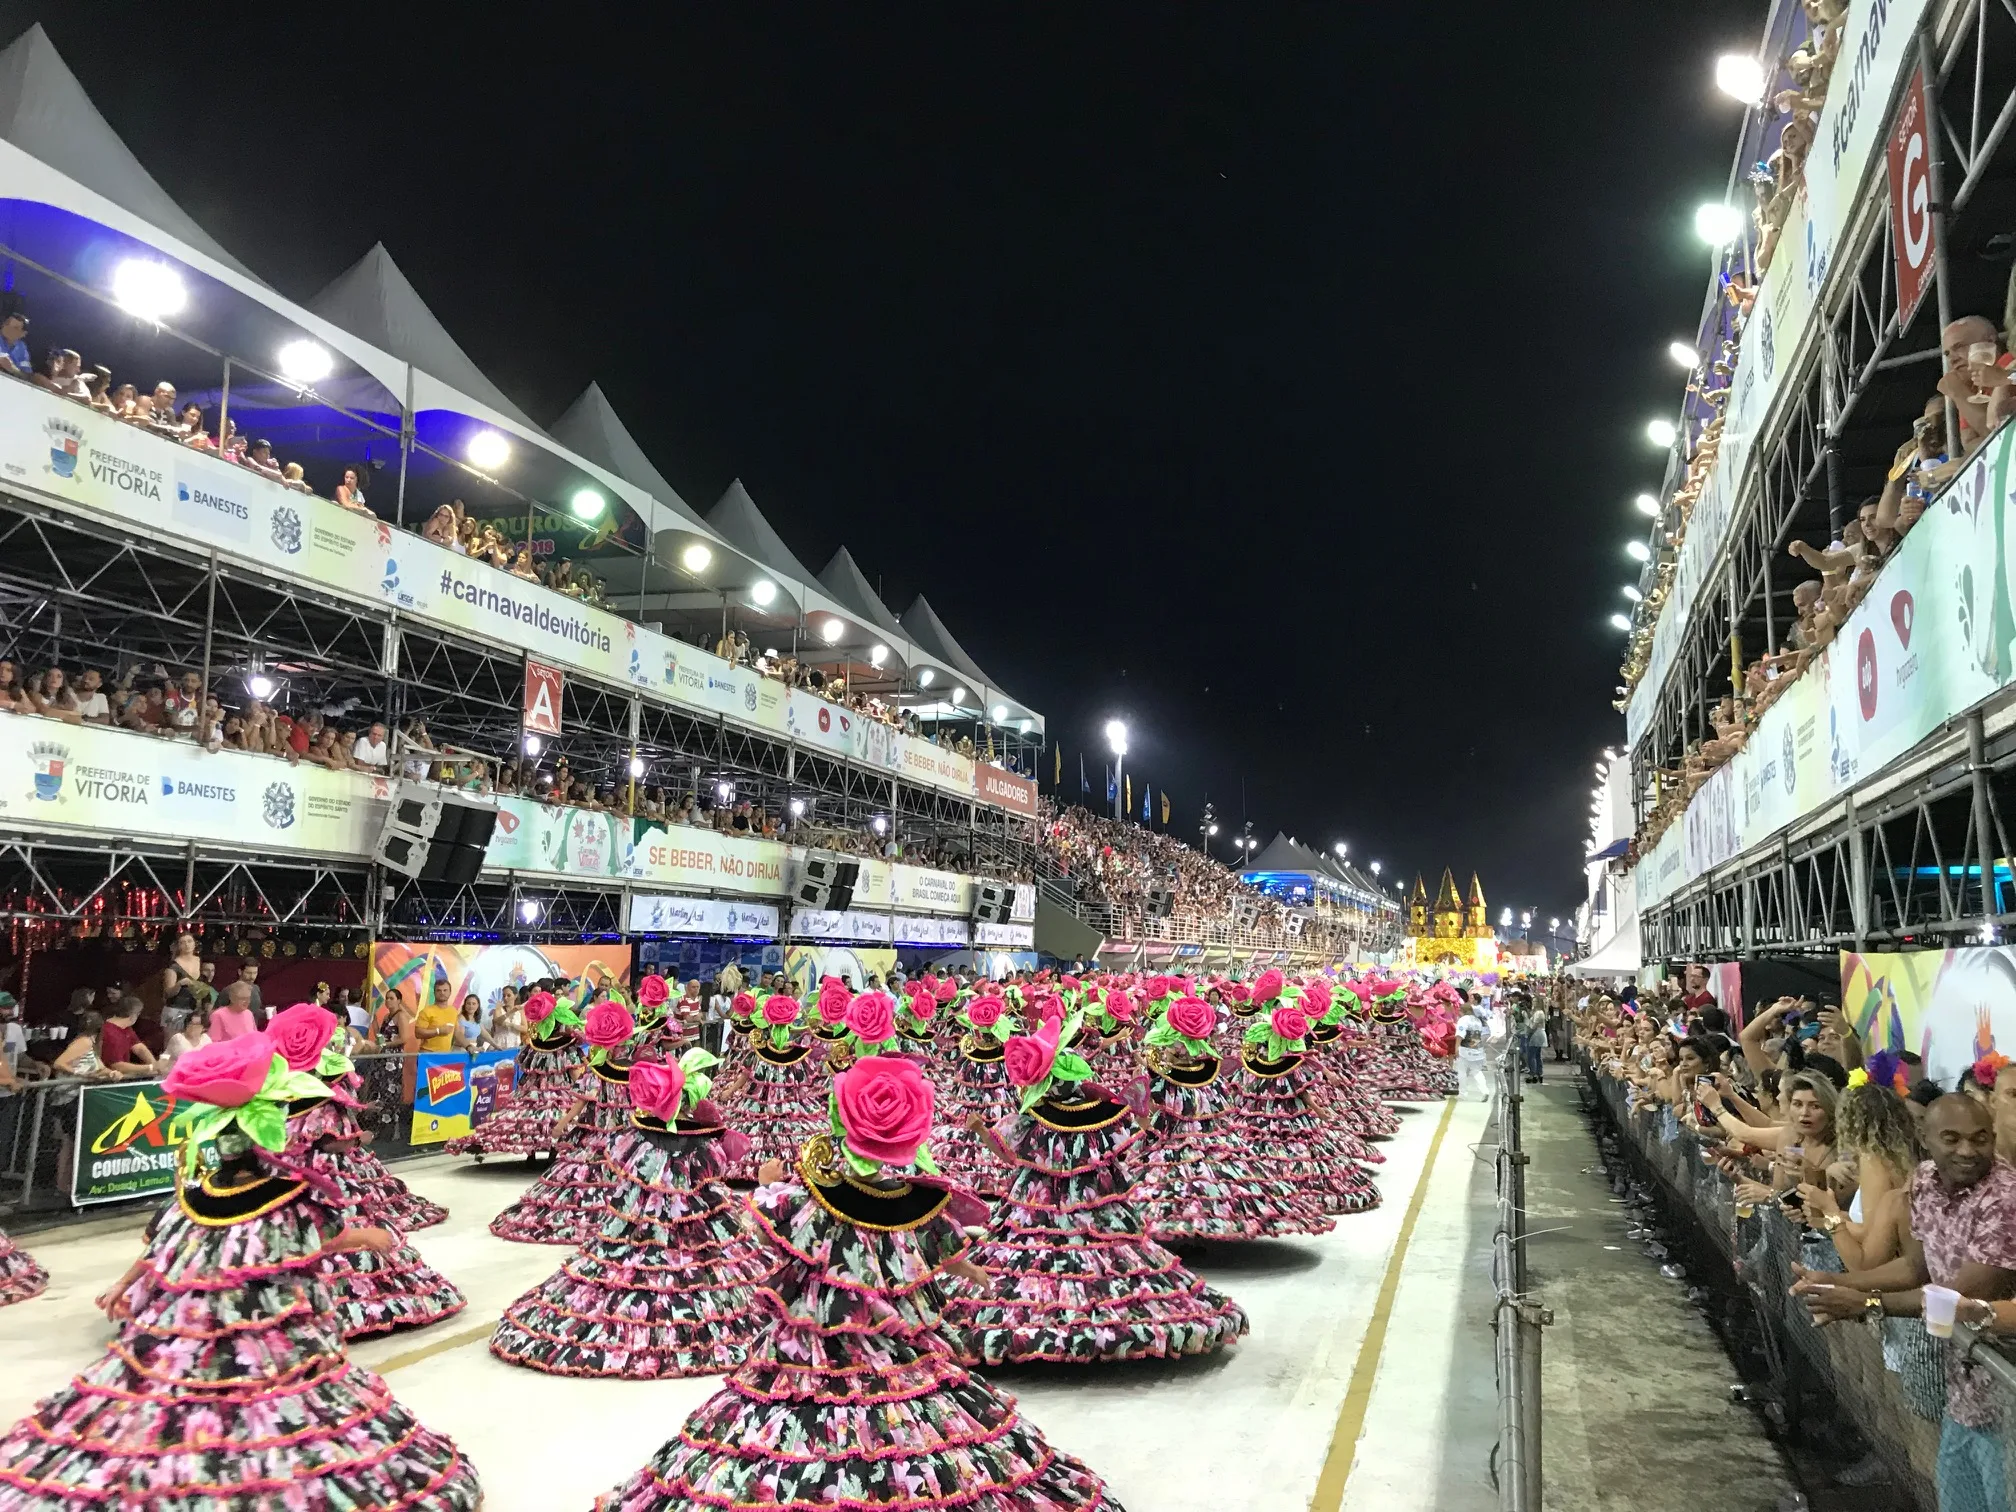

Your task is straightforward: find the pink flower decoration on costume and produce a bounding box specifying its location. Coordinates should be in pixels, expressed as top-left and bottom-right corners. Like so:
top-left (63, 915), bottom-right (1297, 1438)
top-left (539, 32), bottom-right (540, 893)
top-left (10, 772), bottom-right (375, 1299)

top-left (523, 991), bottom-right (557, 1025)
top-left (1004, 1025), bottom-right (1059, 1088)
top-left (1165, 996), bottom-right (1216, 1041)
top-left (761, 995), bottom-right (802, 1028)
top-left (846, 991), bottom-right (897, 1046)
top-left (816, 980), bottom-right (852, 1024)
top-left (628, 1061), bottom-right (686, 1121)
top-left (966, 996), bottom-right (1006, 1029)
top-left (636, 974), bottom-right (671, 1009)
top-left (583, 1002), bottom-right (635, 1049)
top-left (164, 1034), bottom-right (277, 1109)
top-left (265, 1003), bottom-right (337, 1071)
top-left (834, 1056), bottom-right (935, 1167)
top-left (1251, 968), bottom-right (1285, 1004)
top-left (1270, 1005), bottom-right (1310, 1042)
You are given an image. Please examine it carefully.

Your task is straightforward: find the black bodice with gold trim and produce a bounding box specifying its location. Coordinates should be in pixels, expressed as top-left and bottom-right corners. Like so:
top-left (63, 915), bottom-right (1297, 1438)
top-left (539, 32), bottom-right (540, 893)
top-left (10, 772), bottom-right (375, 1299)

top-left (1240, 1045), bottom-right (1305, 1078)
top-left (1309, 1022), bottom-right (1343, 1044)
top-left (591, 1058), bottom-right (633, 1085)
top-left (1156, 1054), bottom-right (1221, 1087)
top-left (754, 1040), bottom-right (814, 1067)
top-left (1031, 1093), bottom-right (1129, 1131)
top-left (961, 1037), bottom-right (1005, 1064)
top-left (177, 1169), bottom-right (308, 1226)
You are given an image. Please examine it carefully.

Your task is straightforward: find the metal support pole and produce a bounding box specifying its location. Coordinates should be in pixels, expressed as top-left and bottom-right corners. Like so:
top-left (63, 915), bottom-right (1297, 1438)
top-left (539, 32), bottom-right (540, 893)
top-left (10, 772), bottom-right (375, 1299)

top-left (395, 367), bottom-right (413, 529)
top-left (1969, 711), bottom-right (1999, 924)
top-left (217, 358), bottom-right (231, 463)
top-left (196, 552), bottom-right (216, 748)
top-left (1919, 22), bottom-right (1960, 456)
top-left (1847, 789), bottom-right (1870, 948)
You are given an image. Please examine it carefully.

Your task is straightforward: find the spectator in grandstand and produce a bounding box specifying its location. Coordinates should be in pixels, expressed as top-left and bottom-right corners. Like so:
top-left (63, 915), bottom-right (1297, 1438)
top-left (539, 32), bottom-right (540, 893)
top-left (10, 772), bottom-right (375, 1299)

top-left (1936, 315), bottom-right (2012, 458)
top-left (34, 347), bottom-right (87, 400)
top-left (50, 1012), bottom-right (117, 1081)
top-left (484, 987), bottom-right (524, 1050)
top-left (415, 981), bottom-right (459, 1052)
top-left (209, 980), bottom-right (260, 1042)
top-left (351, 721), bottom-right (389, 768)
top-left (69, 667), bottom-right (110, 725)
top-left (160, 1003), bottom-right (212, 1070)
top-left (333, 466), bottom-right (370, 514)
top-left (98, 998), bottom-right (157, 1079)
top-left (233, 959), bottom-right (265, 1023)
top-left (421, 504), bottom-right (460, 549)
top-left (1793, 1095), bottom-right (2016, 1512)
top-left (451, 993), bottom-right (486, 1051)
top-left (0, 311), bottom-right (28, 376)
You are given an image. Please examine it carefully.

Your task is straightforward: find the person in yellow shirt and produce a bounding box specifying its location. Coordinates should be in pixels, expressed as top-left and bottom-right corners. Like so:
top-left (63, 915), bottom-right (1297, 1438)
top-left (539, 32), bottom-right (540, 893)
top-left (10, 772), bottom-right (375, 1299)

top-left (413, 982), bottom-right (459, 1053)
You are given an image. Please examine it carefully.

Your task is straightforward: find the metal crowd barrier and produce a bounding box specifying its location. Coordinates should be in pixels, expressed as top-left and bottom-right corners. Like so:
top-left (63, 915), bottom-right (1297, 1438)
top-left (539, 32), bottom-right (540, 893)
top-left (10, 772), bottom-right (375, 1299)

top-left (0, 1051), bottom-right (433, 1220)
top-left (1580, 1054), bottom-right (2016, 1509)
top-left (1494, 1038), bottom-right (1545, 1511)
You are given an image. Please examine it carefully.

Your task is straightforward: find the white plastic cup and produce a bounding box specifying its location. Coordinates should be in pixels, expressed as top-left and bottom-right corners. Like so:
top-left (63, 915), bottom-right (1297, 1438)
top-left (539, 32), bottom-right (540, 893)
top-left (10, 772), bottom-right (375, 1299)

top-left (1924, 1284), bottom-right (1961, 1338)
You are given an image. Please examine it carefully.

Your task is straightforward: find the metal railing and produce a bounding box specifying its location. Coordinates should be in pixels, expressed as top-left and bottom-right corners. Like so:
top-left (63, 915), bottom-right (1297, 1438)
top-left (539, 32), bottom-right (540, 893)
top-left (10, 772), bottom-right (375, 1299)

top-left (0, 1051), bottom-right (432, 1221)
top-left (1493, 1038), bottom-right (1546, 1510)
top-left (1580, 1054), bottom-right (2016, 1507)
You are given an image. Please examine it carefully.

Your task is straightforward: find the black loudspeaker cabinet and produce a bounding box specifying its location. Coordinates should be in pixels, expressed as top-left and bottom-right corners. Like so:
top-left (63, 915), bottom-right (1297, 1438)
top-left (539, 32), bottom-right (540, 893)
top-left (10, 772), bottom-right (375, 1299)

top-left (793, 851), bottom-right (860, 912)
top-left (373, 781), bottom-right (500, 882)
top-left (973, 878), bottom-right (1014, 924)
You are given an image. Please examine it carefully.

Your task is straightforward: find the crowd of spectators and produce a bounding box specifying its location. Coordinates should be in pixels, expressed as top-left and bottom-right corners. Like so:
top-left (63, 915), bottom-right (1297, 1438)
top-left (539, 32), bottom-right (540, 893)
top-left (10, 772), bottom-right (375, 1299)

top-left (1616, 1), bottom-right (1846, 712)
top-left (1576, 972), bottom-right (2016, 1510)
top-left (1630, 306), bottom-right (2011, 857)
top-left (1036, 801), bottom-right (1373, 952)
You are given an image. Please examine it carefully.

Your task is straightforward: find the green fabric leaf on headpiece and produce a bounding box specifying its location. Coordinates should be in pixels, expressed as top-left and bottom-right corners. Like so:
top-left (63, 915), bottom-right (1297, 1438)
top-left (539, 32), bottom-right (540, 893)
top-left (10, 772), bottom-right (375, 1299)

top-left (264, 1066), bottom-right (332, 1104)
top-left (678, 1046), bottom-right (719, 1108)
top-left (1017, 1079), bottom-right (1048, 1113)
top-left (990, 1018), bottom-right (1014, 1044)
top-left (316, 1045), bottom-right (354, 1079)
top-left (913, 1142), bottom-right (940, 1175)
top-left (236, 1099), bottom-right (288, 1154)
top-left (1143, 1021), bottom-right (1177, 1049)
top-left (178, 1104), bottom-right (236, 1176)
top-left (1241, 1019), bottom-right (1273, 1045)
top-left (842, 1144), bottom-right (881, 1177)
top-left (1051, 1049), bottom-right (1094, 1084)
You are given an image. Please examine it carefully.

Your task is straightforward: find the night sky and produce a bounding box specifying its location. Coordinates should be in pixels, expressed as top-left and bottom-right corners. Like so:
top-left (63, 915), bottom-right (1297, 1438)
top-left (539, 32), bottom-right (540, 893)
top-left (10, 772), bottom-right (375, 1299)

top-left (17, 3), bottom-right (1763, 925)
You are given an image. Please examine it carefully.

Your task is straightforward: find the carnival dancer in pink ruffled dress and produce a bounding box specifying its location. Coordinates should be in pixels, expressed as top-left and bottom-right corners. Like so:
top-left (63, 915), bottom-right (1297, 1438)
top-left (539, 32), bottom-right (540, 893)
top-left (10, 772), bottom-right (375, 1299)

top-left (447, 984), bottom-right (588, 1160)
top-left (0, 1228), bottom-right (45, 1308)
top-left (1232, 974), bottom-right (1379, 1215)
top-left (942, 1004), bottom-right (1247, 1366)
top-left (716, 989), bottom-right (827, 1182)
top-left (596, 1054), bottom-right (1126, 1511)
top-left (0, 1034), bottom-right (481, 1510)
top-left (1136, 991), bottom-right (1335, 1243)
top-left (491, 994), bottom-right (642, 1244)
top-left (1293, 980), bottom-right (1388, 1163)
top-left (931, 985), bottom-right (1020, 1198)
top-left (1307, 977), bottom-right (1401, 1139)
top-left (895, 977), bottom-right (956, 1101)
top-left (1359, 975), bottom-right (1454, 1100)
top-left (268, 1002), bottom-right (465, 1340)
top-left (492, 1047), bottom-right (776, 1378)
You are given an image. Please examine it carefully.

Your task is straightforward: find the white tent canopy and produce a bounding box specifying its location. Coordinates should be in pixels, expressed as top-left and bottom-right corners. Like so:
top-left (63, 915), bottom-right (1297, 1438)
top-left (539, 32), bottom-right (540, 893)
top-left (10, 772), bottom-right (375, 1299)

top-left (705, 479), bottom-right (823, 588)
top-left (1569, 915), bottom-right (1641, 978)
top-left (549, 382), bottom-right (709, 532)
top-left (0, 25), bottom-right (261, 283)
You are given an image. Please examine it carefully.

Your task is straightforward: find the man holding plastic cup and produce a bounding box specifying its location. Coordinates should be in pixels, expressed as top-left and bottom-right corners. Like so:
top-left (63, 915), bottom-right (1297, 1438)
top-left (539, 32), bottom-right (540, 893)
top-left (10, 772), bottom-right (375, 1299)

top-left (1791, 1096), bottom-right (2016, 1512)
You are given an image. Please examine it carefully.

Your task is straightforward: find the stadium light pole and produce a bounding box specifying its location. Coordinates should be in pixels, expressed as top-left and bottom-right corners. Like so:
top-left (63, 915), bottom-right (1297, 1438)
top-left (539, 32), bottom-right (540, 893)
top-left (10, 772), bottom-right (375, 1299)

top-left (1200, 801), bottom-right (1219, 860)
top-left (1105, 719), bottom-right (1128, 821)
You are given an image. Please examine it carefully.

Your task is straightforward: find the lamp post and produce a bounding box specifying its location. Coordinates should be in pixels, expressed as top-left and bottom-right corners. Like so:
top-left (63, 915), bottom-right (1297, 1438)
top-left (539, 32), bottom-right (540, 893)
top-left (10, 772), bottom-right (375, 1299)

top-left (1104, 719), bottom-right (1127, 822)
top-left (1200, 802), bottom-right (1219, 861)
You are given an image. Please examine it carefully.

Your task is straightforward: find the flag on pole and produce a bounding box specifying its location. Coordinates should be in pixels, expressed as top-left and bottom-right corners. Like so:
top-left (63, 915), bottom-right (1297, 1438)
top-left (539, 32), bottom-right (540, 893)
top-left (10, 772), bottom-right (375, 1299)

top-left (1142, 783), bottom-right (1151, 821)
top-left (1124, 774), bottom-right (1132, 816)
top-left (1054, 745), bottom-right (1062, 785)
top-left (1106, 765), bottom-right (1117, 805)
top-left (1081, 752), bottom-right (1090, 795)
top-left (1160, 791), bottom-right (1171, 824)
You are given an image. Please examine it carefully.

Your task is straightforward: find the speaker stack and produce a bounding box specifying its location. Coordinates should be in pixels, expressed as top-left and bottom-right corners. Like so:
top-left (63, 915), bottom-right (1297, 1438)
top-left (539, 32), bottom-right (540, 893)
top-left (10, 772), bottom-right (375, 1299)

top-left (1147, 886), bottom-right (1175, 918)
top-left (972, 878), bottom-right (1014, 924)
top-left (793, 850), bottom-right (860, 911)
top-left (373, 781), bottom-right (501, 885)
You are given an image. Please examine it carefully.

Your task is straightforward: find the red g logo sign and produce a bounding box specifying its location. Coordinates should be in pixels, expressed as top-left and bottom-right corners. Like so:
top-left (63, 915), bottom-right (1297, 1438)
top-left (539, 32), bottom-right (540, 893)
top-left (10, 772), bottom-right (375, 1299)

top-left (818, 706), bottom-right (831, 734)
top-left (1857, 628), bottom-right (1879, 721)
top-left (1891, 589), bottom-right (1914, 648)
top-left (1888, 69), bottom-right (1935, 330)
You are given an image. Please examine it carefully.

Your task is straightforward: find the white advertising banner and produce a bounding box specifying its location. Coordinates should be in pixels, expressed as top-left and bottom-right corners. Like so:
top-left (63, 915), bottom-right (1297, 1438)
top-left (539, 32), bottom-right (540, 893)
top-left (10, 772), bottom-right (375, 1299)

top-left (1625, 0), bottom-right (1931, 747)
top-left (889, 863), bottom-right (975, 915)
top-left (627, 894), bottom-right (780, 937)
top-left (789, 908), bottom-right (895, 943)
top-left (0, 382), bottom-right (1023, 811)
top-left (893, 915), bottom-right (971, 946)
top-left (974, 921), bottom-right (1036, 948)
top-left (626, 822), bottom-right (791, 896)
top-left (0, 715), bottom-right (385, 855)
top-left (1011, 882), bottom-right (1037, 923)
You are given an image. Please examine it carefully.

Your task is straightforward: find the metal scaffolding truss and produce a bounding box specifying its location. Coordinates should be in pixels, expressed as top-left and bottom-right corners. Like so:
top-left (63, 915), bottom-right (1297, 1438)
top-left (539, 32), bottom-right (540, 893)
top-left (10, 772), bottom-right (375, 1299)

top-left (0, 832), bottom-right (371, 931)
top-left (379, 871), bottom-right (627, 939)
top-left (1644, 708), bottom-right (2016, 957)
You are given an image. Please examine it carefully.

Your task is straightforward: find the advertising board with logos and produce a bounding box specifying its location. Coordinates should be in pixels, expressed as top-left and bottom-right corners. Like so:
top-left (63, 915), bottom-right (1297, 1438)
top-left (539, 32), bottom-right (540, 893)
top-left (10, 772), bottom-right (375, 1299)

top-left (0, 381), bottom-right (1032, 813)
top-left (788, 908), bottom-right (895, 943)
top-left (627, 894), bottom-right (781, 937)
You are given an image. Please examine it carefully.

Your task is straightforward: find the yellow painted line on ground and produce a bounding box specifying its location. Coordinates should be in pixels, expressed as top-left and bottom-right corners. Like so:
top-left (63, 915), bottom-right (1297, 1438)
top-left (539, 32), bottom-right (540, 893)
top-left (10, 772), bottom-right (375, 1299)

top-left (374, 1319), bottom-right (497, 1375)
top-left (1308, 1095), bottom-right (1460, 1512)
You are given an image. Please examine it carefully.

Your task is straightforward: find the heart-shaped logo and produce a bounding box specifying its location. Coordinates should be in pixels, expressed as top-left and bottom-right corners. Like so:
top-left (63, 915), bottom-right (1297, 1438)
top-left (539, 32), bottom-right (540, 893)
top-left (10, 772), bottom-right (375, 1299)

top-left (1857, 628), bottom-right (1879, 721)
top-left (1891, 590), bottom-right (1914, 648)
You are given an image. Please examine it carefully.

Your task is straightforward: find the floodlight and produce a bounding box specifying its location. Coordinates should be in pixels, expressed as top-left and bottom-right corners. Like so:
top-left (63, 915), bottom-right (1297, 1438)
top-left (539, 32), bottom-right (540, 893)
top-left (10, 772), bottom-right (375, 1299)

top-left (680, 543), bottom-right (712, 573)
top-left (871, 816), bottom-right (889, 835)
top-left (869, 643), bottom-right (888, 667)
top-left (819, 618), bottom-right (843, 644)
top-left (465, 430), bottom-right (510, 470)
top-left (1622, 584), bottom-right (1643, 602)
top-left (518, 899), bottom-right (542, 924)
top-left (750, 579), bottom-right (777, 607)
top-left (523, 734), bottom-right (542, 755)
top-left (1646, 418), bottom-right (1679, 447)
top-left (1625, 540), bottom-right (1652, 563)
top-left (950, 686), bottom-right (967, 705)
top-left (789, 798), bottom-right (807, 818)
top-left (918, 668), bottom-right (936, 687)
top-left (1667, 339), bottom-right (1698, 369)
top-left (627, 756), bottom-right (645, 778)
top-left (1610, 612), bottom-right (1633, 631)
top-left (277, 340), bottom-right (333, 384)
top-left (1694, 202), bottom-right (1744, 247)
top-left (570, 489), bottom-right (605, 520)
top-left (112, 259), bottom-right (187, 321)
top-left (1714, 53), bottom-right (1767, 105)
top-left (990, 704), bottom-right (1008, 722)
